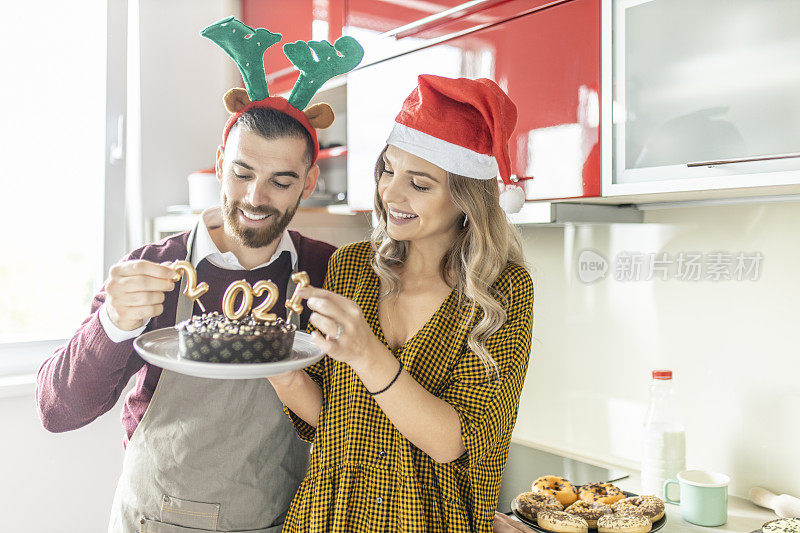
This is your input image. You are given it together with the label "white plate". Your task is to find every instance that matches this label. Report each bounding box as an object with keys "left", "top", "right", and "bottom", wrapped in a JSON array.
[{"left": 134, "top": 327, "right": 323, "bottom": 379}]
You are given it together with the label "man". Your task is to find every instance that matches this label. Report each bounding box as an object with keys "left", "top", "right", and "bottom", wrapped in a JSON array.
[{"left": 36, "top": 104, "right": 335, "bottom": 532}]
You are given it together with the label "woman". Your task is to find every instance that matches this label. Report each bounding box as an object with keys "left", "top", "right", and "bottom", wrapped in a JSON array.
[{"left": 270, "top": 75, "right": 534, "bottom": 532}]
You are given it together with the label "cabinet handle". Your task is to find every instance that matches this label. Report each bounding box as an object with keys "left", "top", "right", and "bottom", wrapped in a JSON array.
[
  {"left": 385, "top": 0, "right": 511, "bottom": 40},
  {"left": 687, "top": 153, "right": 800, "bottom": 167}
]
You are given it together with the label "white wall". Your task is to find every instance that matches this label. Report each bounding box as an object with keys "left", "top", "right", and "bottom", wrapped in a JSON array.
[
  {"left": 135, "top": 0, "right": 236, "bottom": 239},
  {"left": 0, "top": 383, "right": 126, "bottom": 532},
  {"left": 512, "top": 200, "right": 800, "bottom": 499}
]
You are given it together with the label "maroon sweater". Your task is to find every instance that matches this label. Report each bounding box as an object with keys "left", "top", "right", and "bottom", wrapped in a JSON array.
[{"left": 35, "top": 230, "right": 335, "bottom": 448}]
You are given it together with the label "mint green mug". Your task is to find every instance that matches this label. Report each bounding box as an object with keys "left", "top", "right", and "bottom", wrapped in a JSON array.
[{"left": 664, "top": 470, "right": 730, "bottom": 526}]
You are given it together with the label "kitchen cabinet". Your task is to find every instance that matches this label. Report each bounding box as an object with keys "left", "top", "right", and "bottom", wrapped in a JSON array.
[
  {"left": 346, "top": 0, "right": 602, "bottom": 210},
  {"left": 603, "top": 0, "right": 800, "bottom": 200}
]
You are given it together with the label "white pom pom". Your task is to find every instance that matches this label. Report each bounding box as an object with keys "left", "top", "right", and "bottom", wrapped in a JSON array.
[{"left": 499, "top": 184, "right": 526, "bottom": 214}]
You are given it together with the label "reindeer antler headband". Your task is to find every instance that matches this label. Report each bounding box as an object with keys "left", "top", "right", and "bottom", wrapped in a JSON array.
[{"left": 201, "top": 17, "right": 364, "bottom": 163}]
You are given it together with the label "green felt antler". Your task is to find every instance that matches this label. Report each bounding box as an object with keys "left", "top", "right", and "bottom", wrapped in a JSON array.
[
  {"left": 201, "top": 17, "right": 282, "bottom": 102},
  {"left": 284, "top": 37, "right": 364, "bottom": 110}
]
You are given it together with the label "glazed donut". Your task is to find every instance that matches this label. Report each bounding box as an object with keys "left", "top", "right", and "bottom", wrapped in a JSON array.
[
  {"left": 597, "top": 512, "right": 652, "bottom": 533},
  {"left": 514, "top": 491, "right": 564, "bottom": 521},
  {"left": 532, "top": 475, "right": 579, "bottom": 507},
  {"left": 578, "top": 482, "right": 625, "bottom": 505},
  {"left": 536, "top": 509, "right": 589, "bottom": 533},
  {"left": 612, "top": 496, "right": 665, "bottom": 522},
  {"left": 564, "top": 500, "right": 613, "bottom": 528}
]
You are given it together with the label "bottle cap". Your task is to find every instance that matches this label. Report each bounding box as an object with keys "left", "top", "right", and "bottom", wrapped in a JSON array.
[{"left": 652, "top": 369, "right": 673, "bottom": 380}]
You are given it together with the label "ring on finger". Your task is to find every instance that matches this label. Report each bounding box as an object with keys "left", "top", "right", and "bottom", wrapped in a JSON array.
[{"left": 329, "top": 323, "right": 343, "bottom": 341}]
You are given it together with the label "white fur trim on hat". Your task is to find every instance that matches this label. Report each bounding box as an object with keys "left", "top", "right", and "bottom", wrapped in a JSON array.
[
  {"left": 386, "top": 123, "right": 499, "bottom": 180},
  {"left": 499, "top": 184, "right": 526, "bottom": 214}
]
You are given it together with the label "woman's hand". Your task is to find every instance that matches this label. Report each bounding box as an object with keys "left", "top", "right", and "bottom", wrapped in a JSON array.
[
  {"left": 296, "top": 286, "right": 383, "bottom": 373},
  {"left": 295, "top": 288, "right": 465, "bottom": 463},
  {"left": 266, "top": 370, "right": 303, "bottom": 388}
]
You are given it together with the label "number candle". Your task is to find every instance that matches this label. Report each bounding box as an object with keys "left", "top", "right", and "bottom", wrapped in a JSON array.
[
  {"left": 285, "top": 271, "right": 310, "bottom": 323},
  {"left": 171, "top": 260, "right": 209, "bottom": 312},
  {"left": 222, "top": 280, "right": 253, "bottom": 320},
  {"left": 252, "top": 280, "right": 279, "bottom": 323}
]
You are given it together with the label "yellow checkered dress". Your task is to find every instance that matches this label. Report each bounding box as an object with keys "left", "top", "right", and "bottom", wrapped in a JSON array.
[{"left": 282, "top": 241, "right": 533, "bottom": 532}]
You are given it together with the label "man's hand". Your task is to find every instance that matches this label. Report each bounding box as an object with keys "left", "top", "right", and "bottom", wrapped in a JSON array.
[
  {"left": 105, "top": 260, "right": 176, "bottom": 331},
  {"left": 493, "top": 512, "right": 536, "bottom": 533}
]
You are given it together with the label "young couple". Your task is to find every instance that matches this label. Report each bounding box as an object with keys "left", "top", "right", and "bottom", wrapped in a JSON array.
[{"left": 38, "top": 73, "right": 533, "bottom": 533}]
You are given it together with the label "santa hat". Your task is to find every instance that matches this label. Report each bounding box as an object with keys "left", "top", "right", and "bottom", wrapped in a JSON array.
[{"left": 386, "top": 75, "right": 528, "bottom": 214}]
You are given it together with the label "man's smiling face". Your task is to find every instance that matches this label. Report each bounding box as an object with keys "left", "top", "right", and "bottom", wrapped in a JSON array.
[{"left": 216, "top": 125, "right": 318, "bottom": 248}]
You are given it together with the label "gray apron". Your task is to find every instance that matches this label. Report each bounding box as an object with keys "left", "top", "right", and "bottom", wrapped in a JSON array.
[{"left": 108, "top": 223, "right": 310, "bottom": 533}]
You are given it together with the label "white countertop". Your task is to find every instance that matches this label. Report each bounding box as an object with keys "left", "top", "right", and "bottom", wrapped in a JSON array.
[{"left": 614, "top": 474, "right": 776, "bottom": 533}]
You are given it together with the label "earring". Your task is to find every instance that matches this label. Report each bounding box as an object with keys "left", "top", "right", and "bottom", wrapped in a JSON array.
[{"left": 462, "top": 214, "right": 469, "bottom": 228}]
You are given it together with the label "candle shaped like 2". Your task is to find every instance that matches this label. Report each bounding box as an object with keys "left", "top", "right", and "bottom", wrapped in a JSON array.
[
  {"left": 222, "top": 280, "right": 253, "bottom": 320},
  {"left": 171, "top": 260, "right": 209, "bottom": 312},
  {"left": 252, "top": 280, "right": 279, "bottom": 323},
  {"left": 285, "top": 271, "right": 310, "bottom": 324}
]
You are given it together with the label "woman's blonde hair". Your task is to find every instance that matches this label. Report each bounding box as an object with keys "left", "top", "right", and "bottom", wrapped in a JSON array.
[{"left": 370, "top": 146, "right": 525, "bottom": 378}]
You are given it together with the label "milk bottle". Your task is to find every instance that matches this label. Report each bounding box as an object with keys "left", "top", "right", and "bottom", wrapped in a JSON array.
[{"left": 641, "top": 369, "right": 686, "bottom": 498}]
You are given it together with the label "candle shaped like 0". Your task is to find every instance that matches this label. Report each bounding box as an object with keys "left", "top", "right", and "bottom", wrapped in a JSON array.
[
  {"left": 171, "top": 260, "right": 209, "bottom": 312},
  {"left": 285, "top": 271, "right": 310, "bottom": 323},
  {"left": 222, "top": 280, "right": 253, "bottom": 320}
]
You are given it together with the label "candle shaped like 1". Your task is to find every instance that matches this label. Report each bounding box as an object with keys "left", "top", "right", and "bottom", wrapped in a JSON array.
[
  {"left": 171, "top": 260, "right": 209, "bottom": 312},
  {"left": 285, "top": 271, "right": 310, "bottom": 323}
]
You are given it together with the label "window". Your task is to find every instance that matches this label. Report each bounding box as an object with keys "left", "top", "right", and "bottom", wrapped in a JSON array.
[{"left": 0, "top": 0, "right": 112, "bottom": 373}]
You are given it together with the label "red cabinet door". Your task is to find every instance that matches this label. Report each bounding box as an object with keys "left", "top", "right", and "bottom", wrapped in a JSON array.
[{"left": 346, "top": 0, "right": 601, "bottom": 209}]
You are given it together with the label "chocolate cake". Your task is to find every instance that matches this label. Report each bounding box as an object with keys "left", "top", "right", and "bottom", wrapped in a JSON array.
[{"left": 177, "top": 311, "right": 296, "bottom": 363}]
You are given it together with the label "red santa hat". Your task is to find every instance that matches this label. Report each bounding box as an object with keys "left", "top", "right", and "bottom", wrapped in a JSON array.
[{"left": 386, "top": 74, "right": 528, "bottom": 214}]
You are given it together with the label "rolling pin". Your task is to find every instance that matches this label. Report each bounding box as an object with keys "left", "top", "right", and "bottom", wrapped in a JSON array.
[{"left": 750, "top": 487, "right": 800, "bottom": 518}]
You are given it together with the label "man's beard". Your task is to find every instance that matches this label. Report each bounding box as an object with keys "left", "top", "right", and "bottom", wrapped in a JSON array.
[{"left": 222, "top": 193, "right": 301, "bottom": 248}]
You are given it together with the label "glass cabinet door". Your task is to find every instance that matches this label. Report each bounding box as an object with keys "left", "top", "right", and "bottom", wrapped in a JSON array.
[{"left": 611, "top": 0, "right": 800, "bottom": 187}]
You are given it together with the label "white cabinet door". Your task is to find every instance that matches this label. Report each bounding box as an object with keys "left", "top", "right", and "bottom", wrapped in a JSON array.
[{"left": 604, "top": 0, "right": 800, "bottom": 196}]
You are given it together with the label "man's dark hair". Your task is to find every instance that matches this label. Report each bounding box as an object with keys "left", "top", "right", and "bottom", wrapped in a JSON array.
[{"left": 233, "top": 107, "right": 315, "bottom": 167}]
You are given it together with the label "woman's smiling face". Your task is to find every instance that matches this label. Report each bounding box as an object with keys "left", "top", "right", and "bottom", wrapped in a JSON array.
[{"left": 377, "top": 145, "right": 464, "bottom": 243}]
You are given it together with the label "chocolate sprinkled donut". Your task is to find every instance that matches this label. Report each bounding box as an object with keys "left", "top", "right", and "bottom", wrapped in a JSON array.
[
  {"left": 515, "top": 491, "right": 564, "bottom": 521},
  {"left": 533, "top": 475, "right": 579, "bottom": 507},
  {"left": 578, "top": 482, "right": 625, "bottom": 505},
  {"left": 612, "top": 496, "right": 665, "bottom": 522},
  {"left": 762, "top": 518, "right": 800, "bottom": 533},
  {"left": 565, "top": 500, "right": 613, "bottom": 528},
  {"left": 597, "top": 512, "right": 652, "bottom": 533},
  {"left": 537, "top": 509, "right": 589, "bottom": 533}
]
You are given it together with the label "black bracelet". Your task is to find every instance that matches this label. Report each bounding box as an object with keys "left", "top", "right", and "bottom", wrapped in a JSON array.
[{"left": 368, "top": 359, "right": 403, "bottom": 396}]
